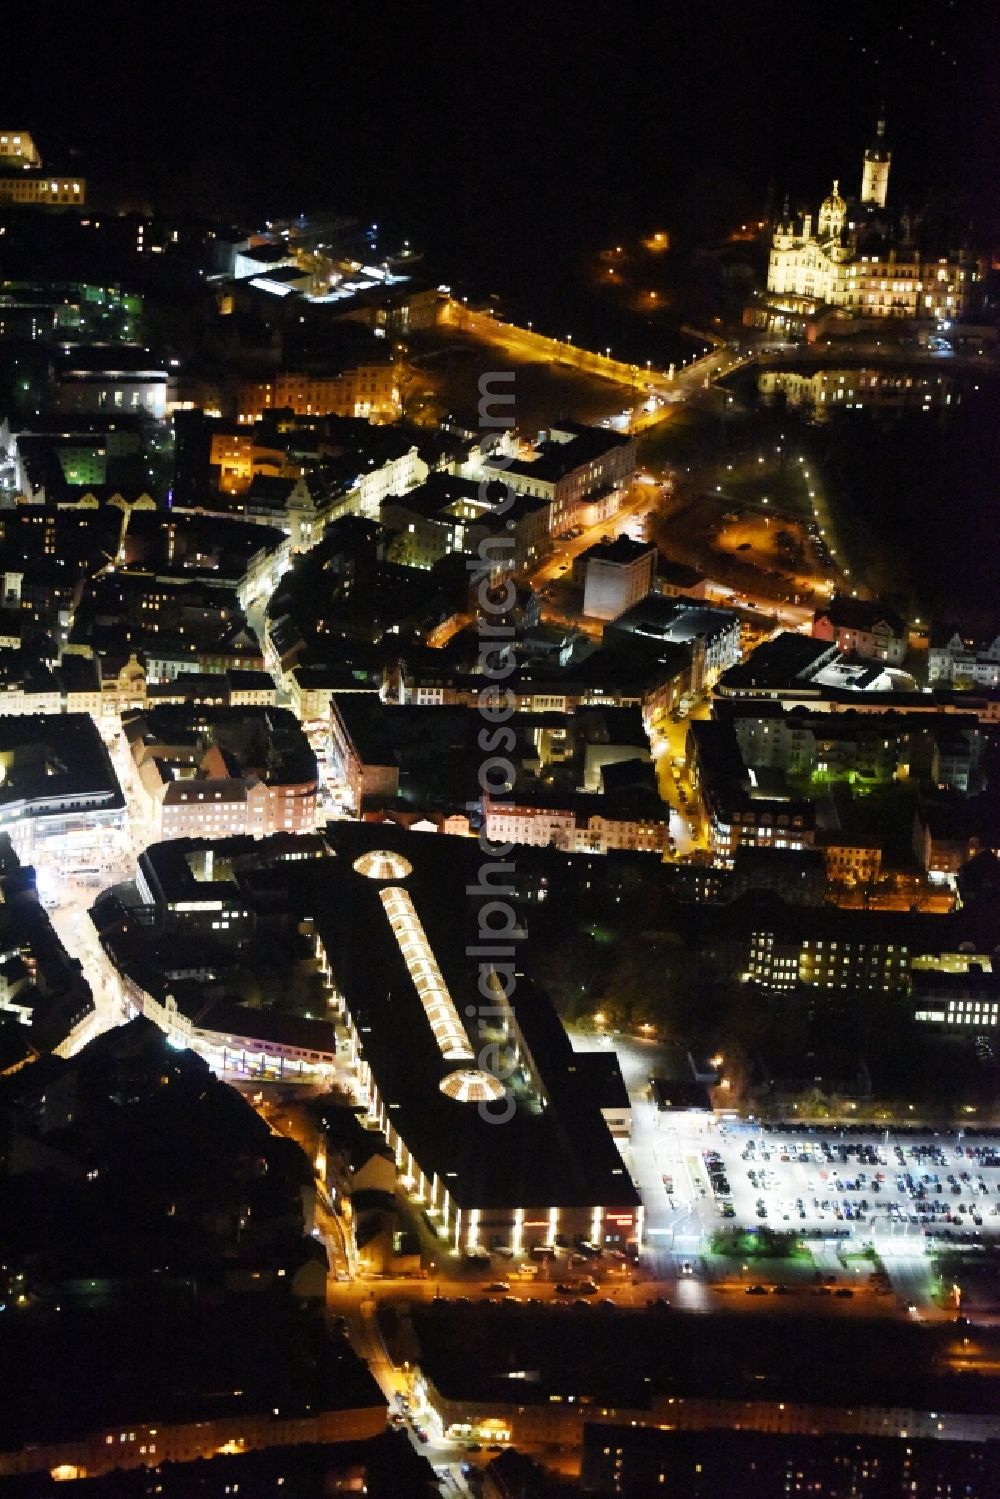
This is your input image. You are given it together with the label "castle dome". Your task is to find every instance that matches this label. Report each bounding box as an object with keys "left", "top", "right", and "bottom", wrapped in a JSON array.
[
  {"left": 817, "top": 179, "right": 847, "bottom": 238},
  {"left": 821, "top": 179, "right": 846, "bottom": 215}
]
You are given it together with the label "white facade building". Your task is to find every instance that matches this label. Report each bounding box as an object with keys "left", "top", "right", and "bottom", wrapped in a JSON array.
[
  {"left": 580, "top": 539, "right": 656, "bottom": 622},
  {"left": 343, "top": 446, "right": 427, "bottom": 522},
  {"left": 928, "top": 632, "right": 1000, "bottom": 688},
  {"left": 812, "top": 597, "right": 907, "bottom": 666}
]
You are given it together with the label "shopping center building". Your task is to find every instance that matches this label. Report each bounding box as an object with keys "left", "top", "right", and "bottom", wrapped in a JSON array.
[{"left": 99, "top": 824, "right": 641, "bottom": 1255}]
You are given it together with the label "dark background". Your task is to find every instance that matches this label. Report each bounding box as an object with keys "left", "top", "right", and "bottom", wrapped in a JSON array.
[
  {"left": 6, "top": 0, "right": 998, "bottom": 623},
  {"left": 8, "top": 0, "right": 999, "bottom": 268}
]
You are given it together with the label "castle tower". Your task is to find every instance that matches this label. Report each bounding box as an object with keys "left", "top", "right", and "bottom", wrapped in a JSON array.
[
  {"left": 817, "top": 180, "right": 846, "bottom": 239},
  {"left": 861, "top": 116, "right": 891, "bottom": 208}
]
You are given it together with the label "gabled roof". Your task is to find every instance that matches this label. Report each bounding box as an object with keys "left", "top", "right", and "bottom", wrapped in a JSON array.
[{"left": 815, "top": 595, "right": 905, "bottom": 636}]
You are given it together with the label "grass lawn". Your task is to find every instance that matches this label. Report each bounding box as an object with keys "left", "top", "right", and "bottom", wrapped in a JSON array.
[
  {"left": 637, "top": 405, "right": 720, "bottom": 468},
  {"left": 723, "top": 464, "right": 809, "bottom": 515},
  {"left": 710, "top": 1228, "right": 812, "bottom": 1262}
]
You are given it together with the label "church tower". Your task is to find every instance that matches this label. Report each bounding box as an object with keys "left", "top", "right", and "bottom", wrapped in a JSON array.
[{"left": 861, "top": 116, "right": 891, "bottom": 208}]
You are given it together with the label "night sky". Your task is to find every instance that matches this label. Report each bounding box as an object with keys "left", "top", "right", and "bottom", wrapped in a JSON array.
[{"left": 8, "top": 0, "right": 998, "bottom": 267}]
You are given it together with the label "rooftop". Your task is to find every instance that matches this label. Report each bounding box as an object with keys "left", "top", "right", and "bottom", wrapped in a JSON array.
[
  {"left": 492, "top": 421, "right": 633, "bottom": 486},
  {"left": 409, "top": 1302, "right": 1000, "bottom": 1416},
  {"left": 580, "top": 536, "right": 655, "bottom": 567},
  {"left": 610, "top": 594, "right": 738, "bottom": 645},
  {"left": 816, "top": 594, "right": 906, "bottom": 635},
  {"left": 122, "top": 826, "right": 641, "bottom": 1216},
  {"left": 719, "top": 631, "right": 838, "bottom": 693},
  {"left": 0, "top": 713, "right": 124, "bottom": 816}
]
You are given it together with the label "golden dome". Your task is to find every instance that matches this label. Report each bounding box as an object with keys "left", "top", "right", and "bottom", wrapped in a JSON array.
[{"left": 821, "top": 179, "right": 845, "bottom": 213}]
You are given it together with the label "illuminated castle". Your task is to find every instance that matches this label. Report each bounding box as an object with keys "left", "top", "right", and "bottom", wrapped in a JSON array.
[{"left": 764, "top": 118, "right": 975, "bottom": 325}]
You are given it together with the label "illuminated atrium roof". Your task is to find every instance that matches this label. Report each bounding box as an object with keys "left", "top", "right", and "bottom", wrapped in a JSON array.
[{"left": 378, "top": 885, "right": 474, "bottom": 1061}]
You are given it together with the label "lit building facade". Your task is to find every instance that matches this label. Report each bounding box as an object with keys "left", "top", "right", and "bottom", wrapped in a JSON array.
[
  {"left": 483, "top": 799, "right": 671, "bottom": 856},
  {"left": 412, "top": 1373, "right": 1000, "bottom": 1455},
  {"left": 758, "top": 366, "right": 966, "bottom": 420},
  {"left": 912, "top": 954, "right": 999, "bottom": 1031},
  {"left": 0, "top": 132, "right": 42, "bottom": 169},
  {"left": 0, "top": 174, "right": 84, "bottom": 207},
  {"left": 237, "top": 366, "right": 399, "bottom": 423},
  {"left": 0, "top": 1403, "right": 384, "bottom": 1483},
  {"left": 747, "top": 928, "right": 910, "bottom": 993},
  {"left": 210, "top": 426, "right": 287, "bottom": 494},
  {"left": 488, "top": 421, "right": 637, "bottom": 533},
  {"left": 125, "top": 707, "right": 318, "bottom": 841},
  {"left": 0, "top": 131, "right": 84, "bottom": 207},
  {"left": 56, "top": 364, "right": 170, "bottom": 419}
]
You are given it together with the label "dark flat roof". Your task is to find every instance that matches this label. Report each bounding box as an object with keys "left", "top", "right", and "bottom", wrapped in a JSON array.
[
  {"left": 315, "top": 823, "right": 641, "bottom": 1211},
  {"left": 580, "top": 537, "right": 654, "bottom": 566},
  {"left": 411, "top": 1302, "right": 1000, "bottom": 1415},
  {"left": 720, "top": 631, "right": 836, "bottom": 689},
  {"left": 610, "top": 594, "right": 738, "bottom": 645}
]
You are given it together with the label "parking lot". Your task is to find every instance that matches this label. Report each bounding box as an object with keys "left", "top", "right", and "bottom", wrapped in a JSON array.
[{"left": 660, "top": 1118, "right": 1000, "bottom": 1249}]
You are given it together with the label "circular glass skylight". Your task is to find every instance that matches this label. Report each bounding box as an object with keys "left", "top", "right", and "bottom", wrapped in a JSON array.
[
  {"left": 439, "top": 1069, "right": 507, "bottom": 1104},
  {"left": 352, "top": 849, "right": 413, "bottom": 881}
]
